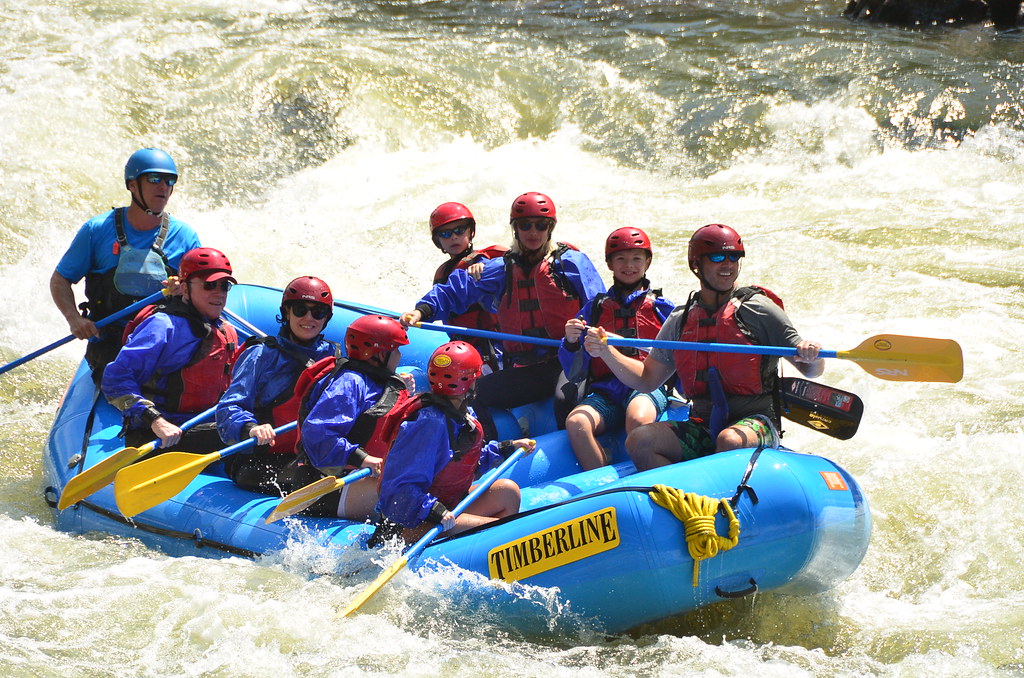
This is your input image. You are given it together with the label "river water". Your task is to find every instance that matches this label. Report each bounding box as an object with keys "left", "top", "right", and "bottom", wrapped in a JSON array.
[{"left": 1, "top": 1, "right": 1023, "bottom": 675}]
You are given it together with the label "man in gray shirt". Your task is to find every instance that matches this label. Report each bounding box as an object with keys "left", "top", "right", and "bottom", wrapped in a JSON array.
[{"left": 583, "top": 224, "right": 824, "bottom": 471}]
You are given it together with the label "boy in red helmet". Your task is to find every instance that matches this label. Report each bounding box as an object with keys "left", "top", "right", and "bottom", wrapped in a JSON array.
[
  {"left": 426, "top": 201, "right": 508, "bottom": 371},
  {"left": 102, "top": 247, "right": 238, "bottom": 453},
  {"left": 282, "top": 314, "right": 412, "bottom": 520},
  {"left": 559, "top": 227, "right": 675, "bottom": 470},
  {"left": 375, "top": 341, "right": 534, "bottom": 542},
  {"left": 584, "top": 224, "right": 825, "bottom": 470},
  {"left": 216, "top": 276, "right": 337, "bottom": 493}
]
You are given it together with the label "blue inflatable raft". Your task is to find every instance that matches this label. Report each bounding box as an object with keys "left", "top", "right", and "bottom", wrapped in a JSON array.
[{"left": 42, "top": 284, "right": 871, "bottom": 634}]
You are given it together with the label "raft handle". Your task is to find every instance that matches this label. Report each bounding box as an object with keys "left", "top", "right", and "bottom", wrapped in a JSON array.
[
  {"left": 43, "top": 486, "right": 59, "bottom": 509},
  {"left": 715, "top": 578, "right": 757, "bottom": 599},
  {"left": 193, "top": 528, "right": 205, "bottom": 548}
]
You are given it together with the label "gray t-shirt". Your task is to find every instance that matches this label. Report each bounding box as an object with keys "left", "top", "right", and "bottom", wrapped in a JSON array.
[{"left": 651, "top": 290, "right": 803, "bottom": 421}]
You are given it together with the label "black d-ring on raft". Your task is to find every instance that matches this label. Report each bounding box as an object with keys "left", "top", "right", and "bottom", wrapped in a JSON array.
[{"left": 715, "top": 578, "right": 758, "bottom": 599}]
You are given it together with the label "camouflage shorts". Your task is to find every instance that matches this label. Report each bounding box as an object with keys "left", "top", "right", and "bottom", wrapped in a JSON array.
[{"left": 665, "top": 415, "right": 776, "bottom": 462}]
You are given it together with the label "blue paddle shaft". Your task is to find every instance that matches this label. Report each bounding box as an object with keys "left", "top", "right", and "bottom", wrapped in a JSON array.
[
  {"left": 217, "top": 421, "right": 298, "bottom": 461},
  {"left": 404, "top": 448, "right": 527, "bottom": 566},
  {"left": 1, "top": 289, "right": 169, "bottom": 376},
  {"left": 605, "top": 336, "right": 838, "bottom": 359}
]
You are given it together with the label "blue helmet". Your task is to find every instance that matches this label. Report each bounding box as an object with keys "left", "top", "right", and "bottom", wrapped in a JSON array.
[{"left": 124, "top": 148, "right": 178, "bottom": 187}]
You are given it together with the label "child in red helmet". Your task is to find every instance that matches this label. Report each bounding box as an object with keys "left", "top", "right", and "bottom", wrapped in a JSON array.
[
  {"left": 216, "top": 276, "right": 337, "bottom": 493},
  {"left": 426, "top": 202, "right": 508, "bottom": 371},
  {"left": 584, "top": 224, "right": 825, "bottom": 470},
  {"left": 559, "top": 227, "right": 676, "bottom": 470},
  {"left": 281, "top": 314, "right": 412, "bottom": 520},
  {"left": 102, "top": 247, "right": 238, "bottom": 453},
  {"left": 374, "top": 341, "right": 534, "bottom": 543}
]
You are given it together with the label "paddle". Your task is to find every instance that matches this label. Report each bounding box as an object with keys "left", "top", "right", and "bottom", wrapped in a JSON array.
[
  {"left": 339, "top": 447, "right": 528, "bottom": 618},
  {"left": 408, "top": 320, "right": 561, "bottom": 347},
  {"left": 112, "top": 421, "right": 297, "bottom": 518},
  {"left": 780, "top": 377, "right": 863, "bottom": 440},
  {"left": 1, "top": 289, "right": 169, "bottom": 377},
  {"left": 602, "top": 333, "right": 963, "bottom": 384},
  {"left": 264, "top": 467, "right": 373, "bottom": 524},
  {"left": 56, "top": 405, "right": 217, "bottom": 510}
]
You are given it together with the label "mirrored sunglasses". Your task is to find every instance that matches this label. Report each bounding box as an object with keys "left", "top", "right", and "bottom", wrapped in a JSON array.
[
  {"left": 290, "top": 303, "right": 330, "bottom": 320},
  {"left": 436, "top": 225, "right": 468, "bottom": 239},
  {"left": 706, "top": 252, "right": 742, "bottom": 263},
  {"left": 143, "top": 174, "right": 177, "bottom": 187}
]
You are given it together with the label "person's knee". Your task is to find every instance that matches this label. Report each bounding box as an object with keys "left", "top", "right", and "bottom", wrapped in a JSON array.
[
  {"left": 716, "top": 426, "right": 748, "bottom": 452},
  {"left": 626, "top": 423, "right": 666, "bottom": 468},
  {"left": 566, "top": 407, "right": 598, "bottom": 436}
]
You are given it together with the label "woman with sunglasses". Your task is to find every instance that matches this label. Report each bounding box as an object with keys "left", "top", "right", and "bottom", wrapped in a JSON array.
[
  {"left": 403, "top": 192, "right": 605, "bottom": 439},
  {"left": 215, "top": 277, "right": 337, "bottom": 493},
  {"left": 50, "top": 148, "right": 201, "bottom": 383},
  {"left": 427, "top": 202, "right": 508, "bottom": 371},
  {"left": 102, "top": 248, "right": 238, "bottom": 454},
  {"left": 583, "top": 224, "right": 825, "bottom": 470}
]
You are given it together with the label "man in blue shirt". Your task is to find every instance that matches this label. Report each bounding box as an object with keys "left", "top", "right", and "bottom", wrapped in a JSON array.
[{"left": 50, "top": 148, "right": 201, "bottom": 380}]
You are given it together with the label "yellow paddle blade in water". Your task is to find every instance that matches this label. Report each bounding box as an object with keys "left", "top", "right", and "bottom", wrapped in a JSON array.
[
  {"left": 339, "top": 554, "right": 413, "bottom": 618},
  {"left": 113, "top": 451, "right": 220, "bottom": 518},
  {"left": 57, "top": 442, "right": 155, "bottom": 510},
  {"left": 840, "top": 334, "right": 963, "bottom": 383}
]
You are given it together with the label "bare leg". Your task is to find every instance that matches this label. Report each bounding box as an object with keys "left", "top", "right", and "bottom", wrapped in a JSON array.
[
  {"left": 339, "top": 476, "right": 380, "bottom": 522},
  {"left": 716, "top": 424, "right": 759, "bottom": 452},
  {"left": 626, "top": 422, "right": 683, "bottom": 471},
  {"left": 565, "top": 404, "right": 608, "bottom": 471},
  {"left": 624, "top": 394, "right": 659, "bottom": 434}
]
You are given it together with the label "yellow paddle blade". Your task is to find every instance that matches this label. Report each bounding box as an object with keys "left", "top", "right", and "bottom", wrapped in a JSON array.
[
  {"left": 840, "top": 334, "right": 963, "bottom": 383},
  {"left": 339, "top": 555, "right": 410, "bottom": 618},
  {"left": 57, "top": 442, "right": 156, "bottom": 510},
  {"left": 265, "top": 476, "right": 343, "bottom": 524},
  {"left": 113, "top": 451, "right": 219, "bottom": 518}
]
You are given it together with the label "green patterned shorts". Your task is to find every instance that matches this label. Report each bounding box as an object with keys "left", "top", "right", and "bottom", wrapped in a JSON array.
[{"left": 664, "top": 415, "right": 775, "bottom": 462}]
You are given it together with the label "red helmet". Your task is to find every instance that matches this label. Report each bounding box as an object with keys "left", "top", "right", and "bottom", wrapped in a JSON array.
[
  {"left": 605, "top": 227, "right": 652, "bottom": 260},
  {"left": 427, "top": 341, "right": 483, "bottom": 396},
  {"left": 344, "top": 315, "right": 409, "bottom": 361},
  {"left": 510, "top": 192, "right": 556, "bottom": 224},
  {"left": 283, "top": 276, "right": 333, "bottom": 307},
  {"left": 178, "top": 247, "right": 236, "bottom": 283},
  {"left": 687, "top": 224, "right": 744, "bottom": 272},
  {"left": 429, "top": 202, "right": 475, "bottom": 233}
]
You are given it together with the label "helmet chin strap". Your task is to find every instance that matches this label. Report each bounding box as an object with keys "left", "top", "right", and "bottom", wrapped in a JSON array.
[{"left": 130, "top": 185, "right": 163, "bottom": 217}]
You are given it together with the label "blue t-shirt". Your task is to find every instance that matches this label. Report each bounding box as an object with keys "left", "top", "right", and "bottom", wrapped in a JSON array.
[{"left": 55, "top": 208, "right": 201, "bottom": 282}]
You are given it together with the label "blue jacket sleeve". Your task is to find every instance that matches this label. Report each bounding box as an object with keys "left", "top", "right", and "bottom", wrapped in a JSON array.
[
  {"left": 475, "top": 439, "right": 506, "bottom": 476},
  {"left": 417, "top": 257, "right": 506, "bottom": 320},
  {"left": 101, "top": 313, "right": 199, "bottom": 425},
  {"left": 558, "top": 297, "right": 596, "bottom": 381},
  {"left": 300, "top": 372, "right": 379, "bottom": 472},
  {"left": 377, "top": 411, "right": 453, "bottom": 528},
  {"left": 216, "top": 343, "right": 265, "bottom": 445}
]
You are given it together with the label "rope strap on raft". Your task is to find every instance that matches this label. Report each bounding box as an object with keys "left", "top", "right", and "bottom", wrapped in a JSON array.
[{"left": 649, "top": 484, "right": 741, "bottom": 587}]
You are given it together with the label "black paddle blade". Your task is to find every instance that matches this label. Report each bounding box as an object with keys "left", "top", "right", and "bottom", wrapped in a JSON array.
[{"left": 780, "top": 377, "right": 863, "bottom": 441}]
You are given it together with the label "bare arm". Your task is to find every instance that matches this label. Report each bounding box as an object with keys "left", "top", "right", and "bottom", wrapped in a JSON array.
[
  {"left": 49, "top": 270, "right": 98, "bottom": 339},
  {"left": 583, "top": 326, "right": 676, "bottom": 393}
]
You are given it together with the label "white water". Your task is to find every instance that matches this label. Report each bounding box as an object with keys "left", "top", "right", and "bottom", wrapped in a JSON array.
[{"left": 2, "top": 0, "right": 1023, "bottom": 675}]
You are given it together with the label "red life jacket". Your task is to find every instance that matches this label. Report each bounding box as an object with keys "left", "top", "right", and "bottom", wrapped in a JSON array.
[
  {"left": 674, "top": 286, "right": 784, "bottom": 398},
  {"left": 376, "top": 393, "right": 485, "bottom": 509},
  {"left": 231, "top": 336, "right": 318, "bottom": 454},
  {"left": 123, "top": 298, "right": 238, "bottom": 414},
  {"left": 434, "top": 246, "right": 508, "bottom": 364},
  {"left": 586, "top": 287, "right": 663, "bottom": 380},
  {"left": 293, "top": 354, "right": 411, "bottom": 464},
  {"left": 497, "top": 243, "right": 583, "bottom": 364}
]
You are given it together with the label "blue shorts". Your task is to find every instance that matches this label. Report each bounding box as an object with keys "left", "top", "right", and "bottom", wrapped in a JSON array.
[{"left": 577, "top": 387, "right": 670, "bottom": 432}]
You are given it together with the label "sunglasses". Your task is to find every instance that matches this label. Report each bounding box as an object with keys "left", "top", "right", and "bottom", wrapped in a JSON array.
[
  {"left": 516, "top": 220, "right": 551, "bottom": 232},
  {"left": 143, "top": 174, "right": 177, "bottom": 187},
  {"left": 706, "top": 253, "right": 742, "bottom": 263},
  {"left": 436, "top": 225, "right": 468, "bottom": 240},
  {"left": 196, "top": 279, "right": 233, "bottom": 292},
  {"left": 290, "top": 303, "right": 330, "bottom": 320}
]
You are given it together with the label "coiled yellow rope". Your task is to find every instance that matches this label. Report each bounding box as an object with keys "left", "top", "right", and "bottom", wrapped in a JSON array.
[{"left": 649, "top": 484, "right": 741, "bottom": 587}]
